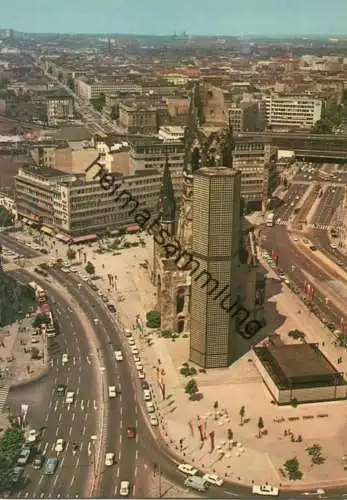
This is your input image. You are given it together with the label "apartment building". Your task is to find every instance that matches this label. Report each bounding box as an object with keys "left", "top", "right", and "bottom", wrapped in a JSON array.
[
  {"left": 46, "top": 94, "right": 74, "bottom": 121},
  {"left": 264, "top": 94, "right": 322, "bottom": 130},
  {"left": 76, "top": 78, "right": 143, "bottom": 101},
  {"left": 158, "top": 126, "right": 185, "bottom": 141},
  {"left": 15, "top": 164, "right": 162, "bottom": 236},
  {"left": 228, "top": 102, "right": 265, "bottom": 133},
  {"left": 233, "top": 136, "right": 277, "bottom": 212},
  {"left": 128, "top": 137, "right": 185, "bottom": 199},
  {"left": 118, "top": 102, "right": 159, "bottom": 134}
]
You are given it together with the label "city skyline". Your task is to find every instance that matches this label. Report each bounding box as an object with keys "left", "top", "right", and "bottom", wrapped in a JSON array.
[{"left": 1, "top": 0, "right": 347, "bottom": 37}]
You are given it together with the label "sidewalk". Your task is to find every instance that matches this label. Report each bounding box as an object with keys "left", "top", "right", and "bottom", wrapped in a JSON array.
[{"left": 75, "top": 233, "right": 347, "bottom": 488}]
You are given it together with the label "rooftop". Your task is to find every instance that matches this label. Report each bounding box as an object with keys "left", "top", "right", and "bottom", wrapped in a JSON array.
[
  {"left": 20, "top": 165, "right": 71, "bottom": 179},
  {"left": 196, "top": 167, "right": 240, "bottom": 177}
]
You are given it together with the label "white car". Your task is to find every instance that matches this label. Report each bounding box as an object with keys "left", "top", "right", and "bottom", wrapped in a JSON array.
[
  {"left": 330, "top": 243, "right": 337, "bottom": 249},
  {"left": 124, "top": 329, "right": 132, "bottom": 337},
  {"left": 119, "top": 481, "right": 130, "bottom": 497},
  {"left": 143, "top": 389, "right": 151, "bottom": 401},
  {"left": 131, "top": 346, "right": 139, "bottom": 355},
  {"left": 146, "top": 401, "right": 155, "bottom": 413},
  {"left": 177, "top": 463, "right": 198, "bottom": 476},
  {"left": 55, "top": 438, "right": 65, "bottom": 453},
  {"left": 114, "top": 351, "right": 123, "bottom": 361},
  {"left": 252, "top": 485, "right": 279, "bottom": 496},
  {"left": 202, "top": 473, "right": 224, "bottom": 486},
  {"left": 62, "top": 354, "right": 68, "bottom": 364},
  {"left": 105, "top": 452, "right": 115, "bottom": 466},
  {"left": 27, "top": 429, "right": 38, "bottom": 443},
  {"left": 108, "top": 386, "right": 116, "bottom": 398},
  {"left": 150, "top": 415, "right": 158, "bottom": 426},
  {"left": 138, "top": 371, "right": 145, "bottom": 379},
  {"left": 133, "top": 355, "right": 141, "bottom": 363},
  {"left": 135, "top": 362, "right": 143, "bottom": 371},
  {"left": 65, "top": 391, "right": 75, "bottom": 404},
  {"left": 128, "top": 337, "right": 135, "bottom": 346}
]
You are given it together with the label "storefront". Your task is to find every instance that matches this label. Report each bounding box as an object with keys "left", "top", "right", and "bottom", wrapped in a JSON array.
[{"left": 71, "top": 233, "right": 98, "bottom": 244}]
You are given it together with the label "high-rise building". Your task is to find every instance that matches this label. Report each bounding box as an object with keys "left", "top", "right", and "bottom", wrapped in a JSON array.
[{"left": 189, "top": 167, "right": 241, "bottom": 368}]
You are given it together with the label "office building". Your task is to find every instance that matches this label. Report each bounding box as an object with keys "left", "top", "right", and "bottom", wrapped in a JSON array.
[
  {"left": 264, "top": 94, "right": 322, "bottom": 130},
  {"left": 190, "top": 167, "right": 241, "bottom": 368}
]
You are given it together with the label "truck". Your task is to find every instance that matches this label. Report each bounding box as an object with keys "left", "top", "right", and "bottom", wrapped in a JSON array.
[
  {"left": 28, "top": 281, "right": 47, "bottom": 303},
  {"left": 266, "top": 212, "right": 275, "bottom": 227}
]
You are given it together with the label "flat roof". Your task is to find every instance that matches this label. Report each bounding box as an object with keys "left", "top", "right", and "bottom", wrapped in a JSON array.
[
  {"left": 20, "top": 165, "right": 70, "bottom": 179},
  {"left": 196, "top": 167, "right": 240, "bottom": 177},
  {"left": 267, "top": 343, "right": 337, "bottom": 379}
]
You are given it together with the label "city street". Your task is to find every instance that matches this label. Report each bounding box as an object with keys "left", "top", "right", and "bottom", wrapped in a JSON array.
[
  {"left": 275, "top": 183, "right": 309, "bottom": 224},
  {"left": 7, "top": 269, "right": 99, "bottom": 498},
  {"left": 310, "top": 186, "right": 344, "bottom": 229}
]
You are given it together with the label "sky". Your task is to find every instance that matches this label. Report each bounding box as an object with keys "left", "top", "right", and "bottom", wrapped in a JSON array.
[{"left": 1, "top": 0, "right": 347, "bottom": 36}]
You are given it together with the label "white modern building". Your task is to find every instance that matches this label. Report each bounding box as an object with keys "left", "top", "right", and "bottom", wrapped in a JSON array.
[
  {"left": 158, "top": 126, "right": 185, "bottom": 142},
  {"left": 76, "top": 79, "right": 143, "bottom": 101},
  {"left": 264, "top": 94, "right": 322, "bottom": 130}
]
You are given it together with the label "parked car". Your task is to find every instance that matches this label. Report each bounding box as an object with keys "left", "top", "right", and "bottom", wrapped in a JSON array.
[
  {"left": 119, "top": 481, "right": 130, "bottom": 497},
  {"left": 177, "top": 463, "right": 198, "bottom": 476}
]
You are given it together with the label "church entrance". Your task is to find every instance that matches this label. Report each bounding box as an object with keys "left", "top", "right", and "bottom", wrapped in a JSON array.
[{"left": 177, "top": 318, "right": 185, "bottom": 333}]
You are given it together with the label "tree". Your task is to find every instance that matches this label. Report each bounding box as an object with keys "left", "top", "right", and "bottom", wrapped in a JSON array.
[
  {"left": 110, "top": 106, "right": 119, "bottom": 120},
  {"left": 85, "top": 261, "right": 95, "bottom": 275},
  {"left": 239, "top": 405, "right": 245, "bottom": 424},
  {"left": 257, "top": 416, "right": 264, "bottom": 437},
  {"left": 146, "top": 310, "right": 161, "bottom": 329},
  {"left": 66, "top": 247, "right": 76, "bottom": 261},
  {"left": 185, "top": 379, "right": 198, "bottom": 399},
  {"left": 288, "top": 329, "right": 305, "bottom": 340},
  {"left": 0, "top": 428, "right": 25, "bottom": 491},
  {"left": 32, "top": 314, "right": 50, "bottom": 328},
  {"left": 31, "top": 347, "right": 40, "bottom": 359},
  {"left": 67, "top": 76, "right": 75, "bottom": 91},
  {"left": 213, "top": 401, "right": 219, "bottom": 420},
  {"left": 284, "top": 457, "right": 303, "bottom": 480},
  {"left": 227, "top": 428, "right": 233, "bottom": 450},
  {"left": 306, "top": 444, "right": 325, "bottom": 465},
  {"left": 0, "top": 207, "right": 13, "bottom": 227}
]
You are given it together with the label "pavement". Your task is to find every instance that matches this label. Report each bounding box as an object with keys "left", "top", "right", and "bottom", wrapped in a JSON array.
[{"left": 58, "top": 232, "right": 347, "bottom": 489}]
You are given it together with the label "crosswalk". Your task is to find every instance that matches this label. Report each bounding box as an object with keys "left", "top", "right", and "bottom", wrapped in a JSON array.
[
  {"left": 308, "top": 223, "right": 331, "bottom": 230},
  {"left": 276, "top": 220, "right": 289, "bottom": 226},
  {"left": 0, "top": 383, "right": 9, "bottom": 413}
]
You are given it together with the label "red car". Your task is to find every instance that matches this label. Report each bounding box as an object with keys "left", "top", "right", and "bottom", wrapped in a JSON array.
[{"left": 127, "top": 426, "right": 136, "bottom": 439}]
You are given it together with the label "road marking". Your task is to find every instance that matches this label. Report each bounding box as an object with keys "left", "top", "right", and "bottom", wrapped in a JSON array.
[
  {"left": 70, "top": 475, "right": 75, "bottom": 488},
  {"left": 72, "top": 412, "right": 75, "bottom": 422},
  {"left": 119, "top": 434, "right": 122, "bottom": 444},
  {"left": 73, "top": 357, "right": 76, "bottom": 366},
  {"left": 85, "top": 412, "right": 88, "bottom": 421},
  {"left": 54, "top": 401, "right": 58, "bottom": 412},
  {"left": 40, "top": 493, "right": 44, "bottom": 498},
  {"left": 81, "top": 400, "right": 84, "bottom": 411},
  {"left": 93, "top": 400, "right": 97, "bottom": 410},
  {"left": 58, "top": 413, "right": 62, "bottom": 422},
  {"left": 87, "top": 400, "right": 90, "bottom": 408},
  {"left": 136, "top": 449, "right": 139, "bottom": 460},
  {"left": 69, "top": 426, "right": 72, "bottom": 437},
  {"left": 55, "top": 427, "right": 59, "bottom": 437},
  {"left": 78, "top": 375, "right": 81, "bottom": 385},
  {"left": 66, "top": 376, "right": 69, "bottom": 384},
  {"left": 223, "top": 491, "right": 239, "bottom": 496},
  {"left": 25, "top": 492, "right": 29, "bottom": 498},
  {"left": 120, "top": 406, "right": 123, "bottom": 417},
  {"left": 49, "top": 400, "right": 53, "bottom": 408},
  {"left": 82, "top": 424, "right": 86, "bottom": 434},
  {"left": 86, "top": 355, "right": 91, "bottom": 365},
  {"left": 43, "top": 442, "right": 48, "bottom": 455},
  {"left": 38, "top": 475, "right": 44, "bottom": 486}
]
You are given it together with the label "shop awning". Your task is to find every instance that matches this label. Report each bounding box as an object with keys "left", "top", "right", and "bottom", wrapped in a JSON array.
[
  {"left": 40, "top": 226, "right": 54, "bottom": 236},
  {"left": 126, "top": 224, "right": 140, "bottom": 234},
  {"left": 39, "top": 303, "right": 50, "bottom": 314},
  {"left": 71, "top": 233, "right": 98, "bottom": 244},
  {"left": 55, "top": 232, "right": 72, "bottom": 243}
]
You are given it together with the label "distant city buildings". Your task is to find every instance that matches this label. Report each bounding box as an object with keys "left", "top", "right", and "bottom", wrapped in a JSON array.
[{"left": 263, "top": 94, "right": 322, "bottom": 130}]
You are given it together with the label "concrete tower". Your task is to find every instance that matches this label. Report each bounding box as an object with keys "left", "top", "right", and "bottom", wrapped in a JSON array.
[{"left": 189, "top": 167, "right": 242, "bottom": 368}]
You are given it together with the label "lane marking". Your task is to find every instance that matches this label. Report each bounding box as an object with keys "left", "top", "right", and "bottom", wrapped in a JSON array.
[
  {"left": 81, "top": 400, "right": 84, "bottom": 411},
  {"left": 72, "top": 412, "right": 75, "bottom": 422},
  {"left": 43, "top": 442, "right": 48, "bottom": 455}
]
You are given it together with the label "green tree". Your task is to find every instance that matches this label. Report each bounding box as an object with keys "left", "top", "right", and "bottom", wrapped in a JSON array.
[
  {"left": 32, "top": 314, "right": 50, "bottom": 328},
  {"left": 146, "top": 310, "right": 161, "bottom": 329},
  {"left": 66, "top": 247, "right": 76, "bottom": 261},
  {"left": 185, "top": 379, "right": 198, "bottom": 399},
  {"left": 257, "top": 416, "right": 264, "bottom": 437},
  {"left": 85, "top": 261, "right": 95, "bottom": 275},
  {"left": 67, "top": 76, "right": 75, "bottom": 91},
  {"left": 227, "top": 428, "right": 233, "bottom": 450},
  {"left": 110, "top": 106, "right": 119, "bottom": 120},
  {"left": 0, "top": 207, "right": 13, "bottom": 227},
  {"left": 306, "top": 444, "right": 325, "bottom": 465},
  {"left": 239, "top": 405, "right": 245, "bottom": 424},
  {"left": 0, "top": 428, "right": 25, "bottom": 491},
  {"left": 31, "top": 347, "right": 40, "bottom": 359},
  {"left": 284, "top": 457, "right": 303, "bottom": 480},
  {"left": 288, "top": 329, "right": 305, "bottom": 340}
]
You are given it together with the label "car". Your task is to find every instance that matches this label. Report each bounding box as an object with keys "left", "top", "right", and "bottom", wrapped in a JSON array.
[
  {"left": 133, "top": 355, "right": 141, "bottom": 363},
  {"left": 90, "top": 283, "right": 98, "bottom": 291},
  {"left": 27, "top": 429, "right": 38, "bottom": 443},
  {"left": 17, "top": 447, "right": 31, "bottom": 465},
  {"left": 119, "top": 481, "right": 130, "bottom": 497},
  {"left": 127, "top": 426, "right": 136, "bottom": 438},
  {"left": 131, "top": 346, "right": 139, "bottom": 355},
  {"left": 55, "top": 439, "right": 65, "bottom": 453},
  {"left": 138, "top": 371, "right": 145, "bottom": 379},
  {"left": 56, "top": 384, "right": 66, "bottom": 396},
  {"left": 330, "top": 243, "right": 337, "bottom": 249},
  {"left": 62, "top": 353, "right": 68, "bottom": 364},
  {"left": 143, "top": 389, "right": 151, "bottom": 401},
  {"left": 177, "top": 463, "right": 198, "bottom": 476},
  {"left": 108, "top": 386, "right": 116, "bottom": 398},
  {"left": 66, "top": 391, "right": 75, "bottom": 404},
  {"left": 102, "top": 295, "right": 109, "bottom": 302},
  {"left": 128, "top": 337, "right": 135, "bottom": 346},
  {"left": 114, "top": 350, "right": 123, "bottom": 361},
  {"left": 135, "top": 362, "right": 143, "bottom": 371},
  {"left": 31, "top": 336, "right": 40, "bottom": 343},
  {"left": 252, "top": 485, "right": 279, "bottom": 496},
  {"left": 141, "top": 380, "right": 149, "bottom": 390},
  {"left": 107, "top": 304, "right": 116, "bottom": 313},
  {"left": 33, "top": 455, "right": 44, "bottom": 469},
  {"left": 146, "top": 401, "right": 155, "bottom": 413},
  {"left": 124, "top": 329, "right": 133, "bottom": 337},
  {"left": 105, "top": 452, "right": 115, "bottom": 466},
  {"left": 150, "top": 415, "right": 159, "bottom": 426},
  {"left": 12, "top": 466, "right": 24, "bottom": 483},
  {"left": 202, "top": 473, "right": 224, "bottom": 486}
]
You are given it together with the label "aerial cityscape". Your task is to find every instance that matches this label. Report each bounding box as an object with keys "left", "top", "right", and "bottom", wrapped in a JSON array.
[{"left": 1, "top": 3, "right": 347, "bottom": 499}]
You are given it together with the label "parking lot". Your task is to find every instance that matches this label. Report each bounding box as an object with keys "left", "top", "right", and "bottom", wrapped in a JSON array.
[
  {"left": 275, "top": 183, "right": 309, "bottom": 224},
  {"left": 310, "top": 186, "right": 344, "bottom": 229}
]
